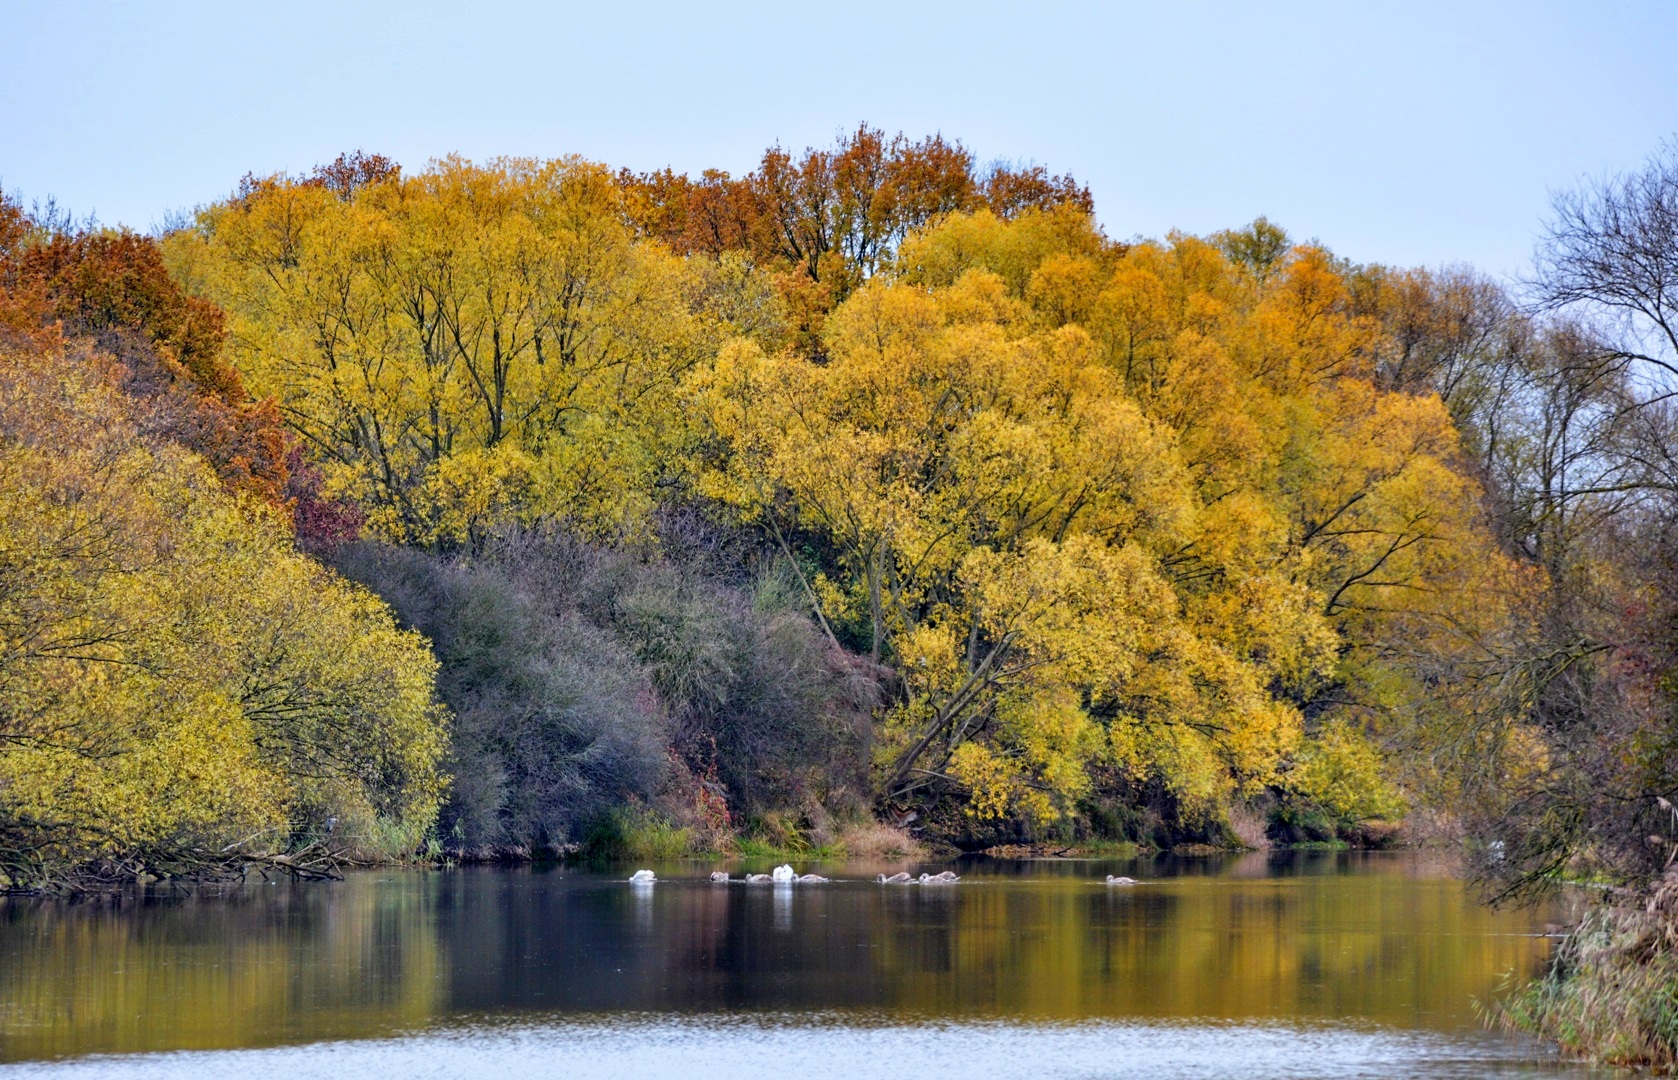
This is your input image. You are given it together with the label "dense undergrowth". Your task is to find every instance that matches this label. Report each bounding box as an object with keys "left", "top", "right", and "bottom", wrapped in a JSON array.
[{"left": 331, "top": 519, "right": 878, "bottom": 860}]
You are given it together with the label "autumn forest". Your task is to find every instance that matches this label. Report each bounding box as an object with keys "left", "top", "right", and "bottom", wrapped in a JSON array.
[{"left": 5, "top": 125, "right": 1678, "bottom": 1061}]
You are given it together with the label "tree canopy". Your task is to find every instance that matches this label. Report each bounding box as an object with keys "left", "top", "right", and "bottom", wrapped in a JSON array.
[{"left": 163, "top": 145, "right": 1522, "bottom": 842}]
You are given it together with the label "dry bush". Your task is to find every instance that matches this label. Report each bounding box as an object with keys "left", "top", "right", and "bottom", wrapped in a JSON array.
[
  {"left": 838, "top": 820, "right": 925, "bottom": 861},
  {"left": 332, "top": 542, "right": 669, "bottom": 853},
  {"left": 1226, "top": 800, "right": 1272, "bottom": 851},
  {"left": 1499, "top": 885, "right": 1678, "bottom": 1070}
]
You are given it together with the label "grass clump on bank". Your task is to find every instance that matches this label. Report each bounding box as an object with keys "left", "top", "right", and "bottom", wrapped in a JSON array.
[
  {"left": 571, "top": 809, "right": 926, "bottom": 864},
  {"left": 579, "top": 807, "right": 695, "bottom": 861},
  {"left": 1497, "top": 885, "right": 1678, "bottom": 1071},
  {"left": 723, "top": 814, "right": 924, "bottom": 861}
]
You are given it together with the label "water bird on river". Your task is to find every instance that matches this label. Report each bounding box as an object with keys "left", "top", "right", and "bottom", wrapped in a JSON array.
[
  {"left": 1106, "top": 875, "right": 1137, "bottom": 886},
  {"left": 628, "top": 869, "right": 656, "bottom": 884},
  {"left": 918, "top": 871, "right": 960, "bottom": 884},
  {"left": 709, "top": 871, "right": 730, "bottom": 883},
  {"left": 797, "top": 873, "right": 830, "bottom": 883},
  {"left": 771, "top": 864, "right": 796, "bottom": 884},
  {"left": 877, "top": 872, "right": 913, "bottom": 883},
  {"left": 745, "top": 872, "right": 772, "bottom": 883}
]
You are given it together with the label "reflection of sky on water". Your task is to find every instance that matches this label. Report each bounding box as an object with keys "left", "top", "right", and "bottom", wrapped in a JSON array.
[{"left": 0, "top": 1016, "right": 1594, "bottom": 1079}]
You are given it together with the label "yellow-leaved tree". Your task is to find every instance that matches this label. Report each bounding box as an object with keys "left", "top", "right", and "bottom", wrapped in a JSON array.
[
  {"left": 0, "top": 338, "right": 447, "bottom": 887},
  {"left": 685, "top": 207, "right": 1514, "bottom": 832},
  {"left": 165, "top": 155, "right": 778, "bottom": 547},
  {"left": 158, "top": 146, "right": 1522, "bottom": 842}
]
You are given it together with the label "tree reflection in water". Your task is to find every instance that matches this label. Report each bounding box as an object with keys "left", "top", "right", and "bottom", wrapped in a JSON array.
[{"left": 0, "top": 852, "right": 1564, "bottom": 1064}]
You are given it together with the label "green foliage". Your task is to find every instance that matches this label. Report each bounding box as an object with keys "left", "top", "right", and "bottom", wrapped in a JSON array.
[
  {"left": 731, "top": 835, "right": 840, "bottom": 860},
  {"left": 578, "top": 805, "right": 693, "bottom": 861},
  {"left": 1214, "top": 217, "right": 1291, "bottom": 281},
  {"left": 1285, "top": 720, "right": 1408, "bottom": 828}
]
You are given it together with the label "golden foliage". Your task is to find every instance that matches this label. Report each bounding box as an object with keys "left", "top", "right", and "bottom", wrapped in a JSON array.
[
  {"left": 691, "top": 208, "right": 1511, "bottom": 823},
  {"left": 0, "top": 339, "right": 446, "bottom": 875},
  {"left": 164, "top": 152, "right": 1518, "bottom": 830},
  {"left": 166, "top": 157, "right": 759, "bottom": 546}
]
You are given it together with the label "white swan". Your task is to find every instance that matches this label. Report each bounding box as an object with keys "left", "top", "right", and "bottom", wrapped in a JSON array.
[
  {"left": 1105, "top": 875, "right": 1137, "bottom": 886},
  {"left": 797, "top": 873, "right": 830, "bottom": 883},
  {"left": 628, "top": 869, "right": 656, "bottom": 883},
  {"left": 918, "top": 870, "right": 960, "bottom": 884},
  {"left": 877, "top": 872, "right": 912, "bottom": 883},
  {"left": 709, "top": 871, "right": 730, "bottom": 883},
  {"left": 745, "top": 872, "right": 772, "bottom": 883},
  {"left": 771, "top": 863, "right": 796, "bottom": 884}
]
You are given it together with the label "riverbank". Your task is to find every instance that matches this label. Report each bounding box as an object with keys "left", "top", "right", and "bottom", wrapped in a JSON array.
[
  {"left": 438, "top": 809, "right": 930, "bottom": 866},
  {"left": 448, "top": 818, "right": 1415, "bottom": 869}
]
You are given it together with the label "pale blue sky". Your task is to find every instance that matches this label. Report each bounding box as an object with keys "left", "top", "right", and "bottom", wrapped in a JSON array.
[{"left": 2, "top": 1, "right": 1673, "bottom": 279}]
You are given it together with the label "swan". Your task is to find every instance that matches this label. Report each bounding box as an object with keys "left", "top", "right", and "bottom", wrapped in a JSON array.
[
  {"left": 709, "top": 871, "right": 730, "bottom": 883},
  {"left": 771, "top": 864, "right": 796, "bottom": 884},
  {"left": 745, "top": 872, "right": 772, "bottom": 883},
  {"left": 797, "top": 873, "right": 830, "bottom": 883},
  {"left": 877, "top": 872, "right": 912, "bottom": 883},
  {"left": 628, "top": 869, "right": 656, "bottom": 883},
  {"left": 1105, "top": 875, "right": 1137, "bottom": 886},
  {"left": 918, "top": 870, "right": 960, "bottom": 884}
]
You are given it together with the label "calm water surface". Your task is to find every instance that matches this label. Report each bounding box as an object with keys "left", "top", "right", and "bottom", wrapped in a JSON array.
[{"left": 0, "top": 852, "right": 1600, "bottom": 1077}]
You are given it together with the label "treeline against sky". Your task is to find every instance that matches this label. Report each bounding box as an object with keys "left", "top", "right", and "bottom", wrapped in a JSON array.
[
  {"left": 4, "top": 129, "right": 1677, "bottom": 920},
  {"left": 158, "top": 134, "right": 1491, "bottom": 853}
]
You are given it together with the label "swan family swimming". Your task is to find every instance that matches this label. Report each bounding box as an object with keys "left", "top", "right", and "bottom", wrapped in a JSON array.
[
  {"left": 635, "top": 864, "right": 830, "bottom": 884},
  {"left": 636, "top": 868, "right": 1132, "bottom": 885},
  {"left": 632, "top": 865, "right": 967, "bottom": 884},
  {"left": 644, "top": 872, "right": 1141, "bottom": 885},
  {"left": 877, "top": 870, "right": 960, "bottom": 884}
]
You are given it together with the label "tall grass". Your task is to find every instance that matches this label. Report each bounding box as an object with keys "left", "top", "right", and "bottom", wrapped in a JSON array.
[
  {"left": 1498, "top": 887, "right": 1678, "bottom": 1069},
  {"left": 579, "top": 807, "right": 694, "bottom": 861}
]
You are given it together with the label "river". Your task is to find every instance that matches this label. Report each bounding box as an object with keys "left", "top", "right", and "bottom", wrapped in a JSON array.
[{"left": 0, "top": 851, "right": 1600, "bottom": 1077}]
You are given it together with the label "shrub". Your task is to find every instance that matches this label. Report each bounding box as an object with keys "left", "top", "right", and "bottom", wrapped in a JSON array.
[
  {"left": 495, "top": 526, "right": 877, "bottom": 819},
  {"left": 837, "top": 820, "right": 925, "bottom": 860},
  {"left": 334, "top": 516, "right": 882, "bottom": 854},
  {"left": 332, "top": 543, "right": 669, "bottom": 853}
]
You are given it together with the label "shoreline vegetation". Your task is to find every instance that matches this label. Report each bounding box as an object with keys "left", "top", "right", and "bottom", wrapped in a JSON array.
[
  {"left": 453, "top": 810, "right": 1406, "bottom": 865},
  {"left": 4, "top": 127, "right": 1678, "bottom": 1067}
]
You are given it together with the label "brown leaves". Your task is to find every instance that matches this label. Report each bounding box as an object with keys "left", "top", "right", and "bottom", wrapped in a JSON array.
[
  {"left": 0, "top": 203, "right": 295, "bottom": 509},
  {"left": 617, "top": 125, "right": 1095, "bottom": 350}
]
